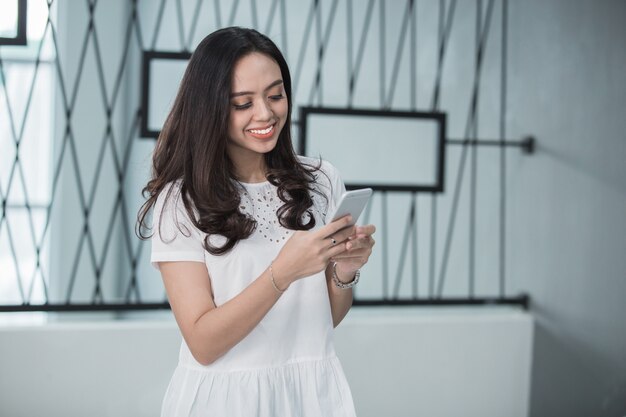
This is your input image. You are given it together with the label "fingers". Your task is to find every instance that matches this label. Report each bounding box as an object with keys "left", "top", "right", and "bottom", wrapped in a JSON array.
[
  {"left": 318, "top": 220, "right": 376, "bottom": 264},
  {"left": 330, "top": 224, "right": 356, "bottom": 245},
  {"left": 354, "top": 224, "right": 376, "bottom": 237},
  {"left": 332, "top": 249, "right": 368, "bottom": 260},
  {"left": 329, "top": 236, "right": 374, "bottom": 260},
  {"left": 346, "top": 235, "right": 375, "bottom": 251},
  {"left": 318, "top": 215, "right": 353, "bottom": 238},
  {"left": 327, "top": 241, "right": 352, "bottom": 259}
]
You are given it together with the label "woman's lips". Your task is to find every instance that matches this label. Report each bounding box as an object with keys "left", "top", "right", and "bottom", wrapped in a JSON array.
[{"left": 247, "top": 123, "right": 276, "bottom": 139}]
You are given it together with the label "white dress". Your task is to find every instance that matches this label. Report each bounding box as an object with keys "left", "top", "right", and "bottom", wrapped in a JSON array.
[{"left": 150, "top": 157, "right": 357, "bottom": 417}]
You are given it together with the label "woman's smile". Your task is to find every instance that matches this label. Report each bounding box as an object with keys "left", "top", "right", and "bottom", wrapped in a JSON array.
[{"left": 247, "top": 123, "right": 276, "bottom": 139}]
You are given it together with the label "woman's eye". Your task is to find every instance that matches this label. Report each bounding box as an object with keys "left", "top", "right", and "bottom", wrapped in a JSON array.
[
  {"left": 233, "top": 103, "right": 252, "bottom": 110},
  {"left": 269, "top": 94, "right": 284, "bottom": 101}
]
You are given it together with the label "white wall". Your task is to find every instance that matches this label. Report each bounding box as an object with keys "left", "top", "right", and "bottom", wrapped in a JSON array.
[{"left": 0, "top": 308, "right": 533, "bottom": 417}]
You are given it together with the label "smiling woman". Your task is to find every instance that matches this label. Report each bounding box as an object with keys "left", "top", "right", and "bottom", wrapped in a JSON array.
[
  {"left": 227, "top": 53, "right": 289, "bottom": 176},
  {"left": 136, "top": 27, "right": 376, "bottom": 416}
]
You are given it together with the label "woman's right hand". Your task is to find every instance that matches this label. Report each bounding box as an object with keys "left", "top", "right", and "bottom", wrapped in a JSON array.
[{"left": 271, "top": 216, "right": 356, "bottom": 286}]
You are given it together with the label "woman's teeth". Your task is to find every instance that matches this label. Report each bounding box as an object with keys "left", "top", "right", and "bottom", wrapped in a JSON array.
[{"left": 249, "top": 125, "right": 274, "bottom": 134}]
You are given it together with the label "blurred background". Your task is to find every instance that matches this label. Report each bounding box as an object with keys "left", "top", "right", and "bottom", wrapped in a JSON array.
[{"left": 0, "top": 0, "right": 624, "bottom": 416}]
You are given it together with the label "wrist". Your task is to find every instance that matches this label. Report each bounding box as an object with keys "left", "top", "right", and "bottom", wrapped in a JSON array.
[
  {"left": 334, "top": 263, "right": 357, "bottom": 283},
  {"left": 270, "top": 256, "right": 295, "bottom": 288},
  {"left": 332, "top": 262, "right": 360, "bottom": 289}
]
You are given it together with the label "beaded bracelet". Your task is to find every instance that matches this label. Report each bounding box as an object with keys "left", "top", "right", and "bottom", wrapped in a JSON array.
[{"left": 332, "top": 261, "right": 360, "bottom": 289}]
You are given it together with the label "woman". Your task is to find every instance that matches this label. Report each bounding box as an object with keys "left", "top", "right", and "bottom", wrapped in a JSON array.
[{"left": 137, "top": 27, "right": 376, "bottom": 416}]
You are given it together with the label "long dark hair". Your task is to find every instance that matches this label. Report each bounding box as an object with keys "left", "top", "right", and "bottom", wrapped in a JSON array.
[{"left": 136, "top": 27, "right": 322, "bottom": 255}]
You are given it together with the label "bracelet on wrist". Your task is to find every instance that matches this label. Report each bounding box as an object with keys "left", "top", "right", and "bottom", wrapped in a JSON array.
[
  {"left": 332, "top": 261, "right": 360, "bottom": 289},
  {"left": 269, "top": 261, "right": 288, "bottom": 294}
]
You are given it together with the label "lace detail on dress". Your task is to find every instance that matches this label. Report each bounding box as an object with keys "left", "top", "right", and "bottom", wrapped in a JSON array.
[
  {"left": 238, "top": 181, "right": 329, "bottom": 244},
  {"left": 239, "top": 183, "right": 289, "bottom": 244}
]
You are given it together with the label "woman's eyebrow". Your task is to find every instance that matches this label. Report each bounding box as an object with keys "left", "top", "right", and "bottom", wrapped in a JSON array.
[{"left": 230, "top": 79, "right": 283, "bottom": 98}]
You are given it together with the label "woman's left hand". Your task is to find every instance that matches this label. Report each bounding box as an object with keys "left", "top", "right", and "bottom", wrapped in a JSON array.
[{"left": 331, "top": 224, "right": 376, "bottom": 281}]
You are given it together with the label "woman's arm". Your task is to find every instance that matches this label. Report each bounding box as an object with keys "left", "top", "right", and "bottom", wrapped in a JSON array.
[
  {"left": 325, "top": 265, "right": 354, "bottom": 328},
  {"left": 325, "top": 224, "right": 377, "bottom": 328},
  {"left": 160, "top": 215, "right": 356, "bottom": 366},
  {"left": 160, "top": 261, "right": 288, "bottom": 366}
]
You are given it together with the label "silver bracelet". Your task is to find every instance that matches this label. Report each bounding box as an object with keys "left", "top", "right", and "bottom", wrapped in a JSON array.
[
  {"left": 332, "top": 262, "right": 360, "bottom": 289},
  {"left": 269, "top": 262, "right": 288, "bottom": 294}
]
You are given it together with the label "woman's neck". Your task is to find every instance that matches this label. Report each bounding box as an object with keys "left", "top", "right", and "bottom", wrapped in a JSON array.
[{"left": 232, "top": 153, "right": 268, "bottom": 183}]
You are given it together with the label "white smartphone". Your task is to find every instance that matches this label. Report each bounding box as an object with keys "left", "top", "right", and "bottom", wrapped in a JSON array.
[{"left": 329, "top": 188, "right": 373, "bottom": 226}]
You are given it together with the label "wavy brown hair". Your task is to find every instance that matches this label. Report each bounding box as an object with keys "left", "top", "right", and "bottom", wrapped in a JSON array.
[{"left": 136, "top": 27, "right": 324, "bottom": 255}]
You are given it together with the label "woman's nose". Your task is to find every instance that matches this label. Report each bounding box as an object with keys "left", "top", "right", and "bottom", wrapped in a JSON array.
[{"left": 253, "top": 99, "right": 273, "bottom": 121}]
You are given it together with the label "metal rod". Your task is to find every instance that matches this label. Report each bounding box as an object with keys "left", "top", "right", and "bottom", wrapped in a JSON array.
[
  {"left": 0, "top": 302, "right": 172, "bottom": 312},
  {"left": 447, "top": 136, "right": 535, "bottom": 153},
  {"left": 353, "top": 294, "right": 529, "bottom": 310},
  {"left": 0, "top": 294, "right": 530, "bottom": 312}
]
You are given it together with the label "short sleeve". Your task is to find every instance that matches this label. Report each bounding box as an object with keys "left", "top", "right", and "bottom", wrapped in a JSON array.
[
  {"left": 319, "top": 160, "right": 347, "bottom": 224},
  {"left": 150, "top": 181, "right": 206, "bottom": 270}
]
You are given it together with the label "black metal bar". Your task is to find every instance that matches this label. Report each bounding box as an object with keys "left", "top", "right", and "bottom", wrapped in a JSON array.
[
  {"left": 345, "top": 184, "right": 438, "bottom": 193},
  {"left": 292, "top": 0, "right": 316, "bottom": 97},
  {"left": 312, "top": 0, "right": 322, "bottom": 105},
  {"left": 429, "top": 195, "right": 437, "bottom": 297},
  {"left": 447, "top": 136, "right": 534, "bottom": 153},
  {"left": 410, "top": 0, "right": 417, "bottom": 110},
  {"left": 379, "top": 0, "right": 385, "bottom": 107},
  {"left": 353, "top": 294, "right": 529, "bottom": 310},
  {"left": 385, "top": 0, "right": 413, "bottom": 108},
  {"left": 0, "top": 294, "right": 530, "bottom": 312},
  {"left": 431, "top": 0, "right": 458, "bottom": 110},
  {"left": 175, "top": 0, "right": 186, "bottom": 50},
  {"left": 411, "top": 192, "right": 418, "bottom": 298},
  {"left": 348, "top": 0, "right": 375, "bottom": 107},
  {"left": 0, "top": 303, "right": 172, "bottom": 312},
  {"left": 500, "top": 0, "right": 509, "bottom": 297},
  {"left": 308, "top": 0, "right": 340, "bottom": 105},
  {"left": 382, "top": 190, "right": 388, "bottom": 299},
  {"left": 346, "top": 0, "right": 353, "bottom": 103},
  {"left": 300, "top": 105, "right": 446, "bottom": 119},
  {"left": 392, "top": 195, "right": 415, "bottom": 297},
  {"left": 150, "top": 0, "right": 167, "bottom": 50},
  {"left": 186, "top": 0, "right": 202, "bottom": 51},
  {"left": 279, "top": 0, "right": 288, "bottom": 61},
  {"left": 469, "top": 0, "right": 482, "bottom": 299}
]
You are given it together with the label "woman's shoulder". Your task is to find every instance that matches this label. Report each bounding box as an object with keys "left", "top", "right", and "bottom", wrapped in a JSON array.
[
  {"left": 154, "top": 179, "right": 201, "bottom": 225},
  {"left": 154, "top": 179, "right": 183, "bottom": 209}
]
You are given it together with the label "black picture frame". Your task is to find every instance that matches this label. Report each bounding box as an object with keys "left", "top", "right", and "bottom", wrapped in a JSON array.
[
  {"left": 298, "top": 106, "right": 447, "bottom": 193},
  {"left": 0, "top": 0, "right": 27, "bottom": 46},
  {"left": 140, "top": 50, "right": 192, "bottom": 139}
]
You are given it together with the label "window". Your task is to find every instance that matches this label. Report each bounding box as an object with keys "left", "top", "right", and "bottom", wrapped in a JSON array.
[{"left": 0, "top": 0, "right": 55, "bottom": 323}]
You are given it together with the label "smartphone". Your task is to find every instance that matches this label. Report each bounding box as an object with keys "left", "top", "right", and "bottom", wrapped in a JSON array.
[{"left": 329, "top": 188, "right": 373, "bottom": 226}]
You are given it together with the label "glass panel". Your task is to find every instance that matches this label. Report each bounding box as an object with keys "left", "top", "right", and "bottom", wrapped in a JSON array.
[
  {"left": 0, "top": 0, "right": 19, "bottom": 38},
  {"left": 305, "top": 113, "right": 439, "bottom": 187},
  {"left": 148, "top": 58, "right": 189, "bottom": 132}
]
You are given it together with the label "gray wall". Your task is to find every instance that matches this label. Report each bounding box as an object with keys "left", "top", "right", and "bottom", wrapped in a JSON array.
[{"left": 506, "top": 1, "right": 626, "bottom": 416}]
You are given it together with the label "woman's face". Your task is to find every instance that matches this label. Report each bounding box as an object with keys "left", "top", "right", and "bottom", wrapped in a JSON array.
[{"left": 227, "top": 52, "right": 288, "bottom": 164}]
